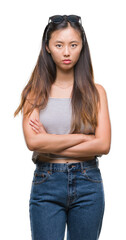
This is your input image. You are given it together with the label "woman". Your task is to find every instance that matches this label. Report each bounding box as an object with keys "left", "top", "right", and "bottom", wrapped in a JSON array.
[{"left": 14, "top": 15, "right": 111, "bottom": 240}]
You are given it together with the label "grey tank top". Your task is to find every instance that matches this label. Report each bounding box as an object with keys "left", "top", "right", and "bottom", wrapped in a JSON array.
[{"left": 32, "top": 98, "right": 95, "bottom": 163}]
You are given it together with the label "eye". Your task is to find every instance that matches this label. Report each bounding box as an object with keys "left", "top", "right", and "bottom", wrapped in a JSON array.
[
  {"left": 71, "top": 44, "right": 77, "bottom": 48},
  {"left": 56, "top": 44, "right": 62, "bottom": 48}
]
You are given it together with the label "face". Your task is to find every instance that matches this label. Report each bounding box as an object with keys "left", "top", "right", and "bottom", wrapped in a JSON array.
[{"left": 46, "top": 24, "right": 83, "bottom": 71}]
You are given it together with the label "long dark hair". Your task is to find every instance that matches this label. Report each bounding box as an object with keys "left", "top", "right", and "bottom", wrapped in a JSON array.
[{"left": 14, "top": 18, "right": 100, "bottom": 133}]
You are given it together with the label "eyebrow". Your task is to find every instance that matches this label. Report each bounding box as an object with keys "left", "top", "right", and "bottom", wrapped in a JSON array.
[{"left": 55, "top": 40, "right": 80, "bottom": 43}]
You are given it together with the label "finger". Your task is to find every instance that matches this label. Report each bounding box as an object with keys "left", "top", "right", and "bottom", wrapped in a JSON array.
[
  {"left": 34, "top": 120, "right": 46, "bottom": 131},
  {"left": 34, "top": 119, "right": 41, "bottom": 124},
  {"left": 31, "top": 126, "right": 39, "bottom": 133},
  {"left": 29, "top": 120, "right": 39, "bottom": 129},
  {"left": 29, "top": 123, "right": 39, "bottom": 131},
  {"left": 35, "top": 119, "right": 39, "bottom": 122},
  {"left": 30, "top": 119, "right": 43, "bottom": 129},
  {"left": 35, "top": 119, "right": 44, "bottom": 126},
  {"left": 34, "top": 119, "right": 42, "bottom": 127},
  {"left": 29, "top": 119, "right": 46, "bottom": 133},
  {"left": 30, "top": 119, "right": 39, "bottom": 125},
  {"left": 35, "top": 119, "right": 44, "bottom": 128},
  {"left": 29, "top": 121, "right": 42, "bottom": 133}
]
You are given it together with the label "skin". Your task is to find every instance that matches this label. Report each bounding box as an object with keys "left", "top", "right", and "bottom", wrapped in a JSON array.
[
  {"left": 46, "top": 23, "right": 83, "bottom": 86},
  {"left": 26, "top": 24, "right": 111, "bottom": 162},
  {"left": 31, "top": 23, "right": 83, "bottom": 131},
  {"left": 29, "top": 24, "right": 96, "bottom": 162}
]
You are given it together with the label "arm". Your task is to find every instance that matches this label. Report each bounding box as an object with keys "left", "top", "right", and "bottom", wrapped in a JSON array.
[
  {"left": 51, "top": 84, "right": 111, "bottom": 157},
  {"left": 22, "top": 97, "right": 88, "bottom": 153}
]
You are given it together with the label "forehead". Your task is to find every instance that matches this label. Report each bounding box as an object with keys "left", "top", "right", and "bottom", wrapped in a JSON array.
[{"left": 50, "top": 25, "right": 82, "bottom": 42}]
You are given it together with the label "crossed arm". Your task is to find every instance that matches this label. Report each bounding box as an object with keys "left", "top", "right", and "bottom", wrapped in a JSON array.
[
  {"left": 52, "top": 85, "right": 111, "bottom": 157},
  {"left": 22, "top": 84, "right": 111, "bottom": 157}
]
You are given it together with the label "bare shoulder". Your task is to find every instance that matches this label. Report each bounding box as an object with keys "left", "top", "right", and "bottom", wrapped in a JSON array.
[
  {"left": 94, "top": 83, "right": 110, "bottom": 115},
  {"left": 95, "top": 83, "right": 107, "bottom": 95},
  {"left": 95, "top": 83, "right": 108, "bottom": 104}
]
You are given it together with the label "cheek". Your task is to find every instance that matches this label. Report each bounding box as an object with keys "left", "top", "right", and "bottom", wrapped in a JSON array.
[
  {"left": 75, "top": 49, "right": 81, "bottom": 60},
  {"left": 73, "top": 49, "right": 82, "bottom": 62},
  {"left": 50, "top": 50, "right": 60, "bottom": 62}
]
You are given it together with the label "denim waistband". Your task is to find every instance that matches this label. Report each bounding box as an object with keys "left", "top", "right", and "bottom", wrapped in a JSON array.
[{"left": 36, "top": 156, "right": 99, "bottom": 172}]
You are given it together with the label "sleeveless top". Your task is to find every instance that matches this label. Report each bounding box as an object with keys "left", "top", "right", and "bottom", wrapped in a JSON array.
[{"left": 32, "top": 98, "right": 95, "bottom": 163}]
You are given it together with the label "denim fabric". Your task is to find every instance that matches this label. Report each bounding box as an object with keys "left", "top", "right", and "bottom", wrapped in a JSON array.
[{"left": 29, "top": 157, "right": 105, "bottom": 240}]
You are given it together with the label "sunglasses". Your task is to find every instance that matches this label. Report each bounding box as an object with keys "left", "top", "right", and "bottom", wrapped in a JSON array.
[{"left": 48, "top": 15, "right": 82, "bottom": 25}]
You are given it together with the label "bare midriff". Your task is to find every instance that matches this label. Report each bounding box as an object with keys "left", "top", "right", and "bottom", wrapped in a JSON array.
[{"left": 37, "top": 156, "right": 95, "bottom": 164}]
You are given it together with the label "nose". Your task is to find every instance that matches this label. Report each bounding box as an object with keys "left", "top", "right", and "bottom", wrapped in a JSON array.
[{"left": 63, "top": 46, "right": 70, "bottom": 56}]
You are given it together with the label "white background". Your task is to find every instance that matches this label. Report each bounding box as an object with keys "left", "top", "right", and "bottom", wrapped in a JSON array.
[{"left": 0, "top": 0, "right": 126, "bottom": 239}]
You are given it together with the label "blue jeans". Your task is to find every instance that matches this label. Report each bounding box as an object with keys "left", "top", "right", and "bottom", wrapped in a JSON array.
[{"left": 29, "top": 157, "right": 105, "bottom": 240}]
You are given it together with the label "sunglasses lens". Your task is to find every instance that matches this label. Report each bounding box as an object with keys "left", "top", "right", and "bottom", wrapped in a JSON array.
[
  {"left": 50, "top": 15, "right": 64, "bottom": 23},
  {"left": 68, "top": 15, "right": 80, "bottom": 22}
]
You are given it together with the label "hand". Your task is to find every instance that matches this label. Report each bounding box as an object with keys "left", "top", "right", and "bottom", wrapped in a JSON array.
[{"left": 29, "top": 119, "right": 47, "bottom": 134}]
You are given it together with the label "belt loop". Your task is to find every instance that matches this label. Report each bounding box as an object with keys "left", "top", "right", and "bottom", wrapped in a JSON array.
[
  {"left": 96, "top": 157, "right": 99, "bottom": 167},
  {"left": 50, "top": 163, "right": 52, "bottom": 173},
  {"left": 80, "top": 161, "right": 84, "bottom": 172},
  {"left": 95, "top": 156, "right": 98, "bottom": 166}
]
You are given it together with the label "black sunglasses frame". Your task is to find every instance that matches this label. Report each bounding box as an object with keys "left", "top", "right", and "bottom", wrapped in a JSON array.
[{"left": 48, "top": 15, "right": 82, "bottom": 25}]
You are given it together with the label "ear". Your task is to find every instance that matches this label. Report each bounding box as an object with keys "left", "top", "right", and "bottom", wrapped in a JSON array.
[{"left": 46, "top": 45, "right": 51, "bottom": 54}]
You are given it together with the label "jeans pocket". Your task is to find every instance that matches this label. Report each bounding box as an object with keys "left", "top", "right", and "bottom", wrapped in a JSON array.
[
  {"left": 81, "top": 166, "right": 103, "bottom": 183},
  {"left": 32, "top": 169, "right": 52, "bottom": 185}
]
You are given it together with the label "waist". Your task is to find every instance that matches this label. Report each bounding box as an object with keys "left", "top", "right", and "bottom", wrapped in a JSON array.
[
  {"left": 34, "top": 153, "right": 95, "bottom": 163},
  {"left": 36, "top": 156, "right": 99, "bottom": 171},
  {"left": 37, "top": 156, "right": 95, "bottom": 163}
]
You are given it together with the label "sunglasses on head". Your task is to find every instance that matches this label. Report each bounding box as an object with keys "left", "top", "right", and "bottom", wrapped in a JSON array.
[{"left": 48, "top": 15, "right": 82, "bottom": 25}]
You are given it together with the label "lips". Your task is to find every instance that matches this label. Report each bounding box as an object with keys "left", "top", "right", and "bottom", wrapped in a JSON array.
[{"left": 63, "top": 59, "right": 72, "bottom": 64}]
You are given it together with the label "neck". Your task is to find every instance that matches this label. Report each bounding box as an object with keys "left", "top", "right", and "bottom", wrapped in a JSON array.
[{"left": 55, "top": 67, "right": 74, "bottom": 85}]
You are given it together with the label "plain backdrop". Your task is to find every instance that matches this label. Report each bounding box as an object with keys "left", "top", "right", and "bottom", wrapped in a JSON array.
[{"left": 0, "top": 0, "right": 126, "bottom": 239}]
